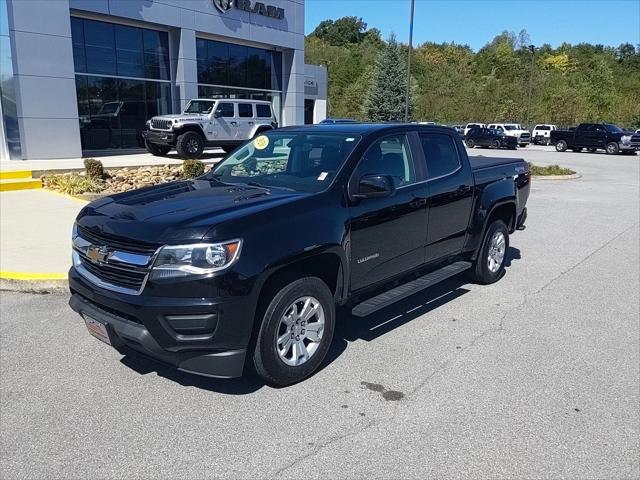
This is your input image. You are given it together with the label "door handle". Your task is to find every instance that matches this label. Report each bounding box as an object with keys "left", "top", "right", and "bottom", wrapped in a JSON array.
[
  {"left": 409, "top": 198, "right": 427, "bottom": 208},
  {"left": 230, "top": 121, "right": 237, "bottom": 126},
  {"left": 248, "top": 121, "right": 254, "bottom": 125},
  {"left": 456, "top": 185, "right": 472, "bottom": 194}
]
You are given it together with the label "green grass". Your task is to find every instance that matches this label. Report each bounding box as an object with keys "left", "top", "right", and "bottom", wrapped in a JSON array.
[
  {"left": 528, "top": 163, "right": 576, "bottom": 176},
  {"left": 43, "top": 174, "right": 103, "bottom": 195}
]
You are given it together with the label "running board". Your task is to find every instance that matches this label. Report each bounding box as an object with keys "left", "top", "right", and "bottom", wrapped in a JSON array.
[{"left": 351, "top": 261, "right": 472, "bottom": 317}]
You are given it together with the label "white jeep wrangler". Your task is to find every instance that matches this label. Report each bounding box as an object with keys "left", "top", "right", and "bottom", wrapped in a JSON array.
[{"left": 143, "top": 99, "right": 277, "bottom": 159}]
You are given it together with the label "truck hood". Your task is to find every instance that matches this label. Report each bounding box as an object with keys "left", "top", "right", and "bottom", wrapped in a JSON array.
[
  {"left": 153, "top": 114, "right": 208, "bottom": 122},
  {"left": 76, "top": 179, "right": 306, "bottom": 245}
]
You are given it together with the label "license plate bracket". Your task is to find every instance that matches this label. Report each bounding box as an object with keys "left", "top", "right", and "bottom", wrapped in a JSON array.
[{"left": 83, "top": 315, "right": 111, "bottom": 346}]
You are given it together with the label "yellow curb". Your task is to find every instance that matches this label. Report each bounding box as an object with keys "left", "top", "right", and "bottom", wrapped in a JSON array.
[
  {"left": 0, "top": 271, "right": 67, "bottom": 281},
  {"left": 0, "top": 178, "right": 42, "bottom": 191},
  {"left": 0, "top": 170, "right": 32, "bottom": 180},
  {"left": 41, "top": 188, "right": 90, "bottom": 204}
]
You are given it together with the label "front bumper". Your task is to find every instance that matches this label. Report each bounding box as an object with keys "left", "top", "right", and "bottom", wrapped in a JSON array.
[
  {"left": 68, "top": 267, "right": 256, "bottom": 378},
  {"left": 142, "top": 129, "right": 176, "bottom": 146},
  {"left": 619, "top": 142, "right": 640, "bottom": 151}
]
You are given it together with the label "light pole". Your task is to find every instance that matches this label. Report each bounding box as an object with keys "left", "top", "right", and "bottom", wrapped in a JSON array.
[{"left": 404, "top": 0, "right": 415, "bottom": 123}]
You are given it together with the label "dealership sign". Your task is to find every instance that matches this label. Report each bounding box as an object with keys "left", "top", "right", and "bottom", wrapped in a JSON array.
[{"left": 213, "top": 0, "right": 285, "bottom": 19}]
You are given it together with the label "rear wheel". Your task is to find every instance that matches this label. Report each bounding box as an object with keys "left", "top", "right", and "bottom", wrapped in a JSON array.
[
  {"left": 465, "top": 139, "right": 475, "bottom": 148},
  {"left": 176, "top": 131, "right": 204, "bottom": 159},
  {"left": 492, "top": 139, "right": 501, "bottom": 149},
  {"left": 470, "top": 220, "right": 509, "bottom": 285},
  {"left": 606, "top": 142, "right": 619, "bottom": 155},
  {"left": 145, "top": 141, "right": 171, "bottom": 157},
  {"left": 555, "top": 139, "right": 567, "bottom": 152},
  {"left": 253, "top": 277, "right": 335, "bottom": 386}
]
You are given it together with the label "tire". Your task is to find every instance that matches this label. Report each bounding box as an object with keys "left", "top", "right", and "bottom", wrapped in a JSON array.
[
  {"left": 492, "top": 139, "right": 501, "bottom": 149},
  {"left": 572, "top": 147, "right": 583, "bottom": 152},
  {"left": 555, "top": 139, "right": 567, "bottom": 152},
  {"left": 253, "top": 277, "right": 335, "bottom": 387},
  {"left": 606, "top": 142, "right": 619, "bottom": 155},
  {"left": 176, "top": 131, "right": 204, "bottom": 159},
  {"left": 145, "top": 141, "right": 171, "bottom": 157},
  {"left": 465, "top": 139, "right": 475, "bottom": 148},
  {"left": 470, "top": 220, "right": 509, "bottom": 285}
]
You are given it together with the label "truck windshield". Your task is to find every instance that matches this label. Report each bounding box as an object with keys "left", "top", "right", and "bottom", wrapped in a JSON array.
[
  {"left": 209, "top": 132, "right": 361, "bottom": 193},
  {"left": 504, "top": 125, "right": 517, "bottom": 130},
  {"left": 184, "top": 100, "right": 215, "bottom": 114},
  {"left": 605, "top": 124, "right": 624, "bottom": 133}
]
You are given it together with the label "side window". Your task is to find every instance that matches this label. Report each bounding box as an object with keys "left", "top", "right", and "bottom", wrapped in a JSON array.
[
  {"left": 256, "top": 104, "right": 272, "bottom": 118},
  {"left": 238, "top": 103, "right": 253, "bottom": 118},
  {"left": 216, "top": 102, "right": 235, "bottom": 118},
  {"left": 356, "top": 135, "right": 415, "bottom": 187},
  {"left": 420, "top": 133, "right": 461, "bottom": 179},
  {"left": 497, "top": 126, "right": 504, "bottom": 131}
]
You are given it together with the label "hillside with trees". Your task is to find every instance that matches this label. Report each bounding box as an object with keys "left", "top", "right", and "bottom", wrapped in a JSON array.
[{"left": 305, "top": 17, "right": 640, "bottom": 127}]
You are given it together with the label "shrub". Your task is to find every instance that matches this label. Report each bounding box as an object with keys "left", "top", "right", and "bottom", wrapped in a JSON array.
[
  {"left": 44, "top": 174, "right": 102, "bottom": 195},
  {"left": 183, "top": 159, "right": 205, "bottom": 178},
  {"left": 84, "top": 158, "right": 104, "bottom": 179},
  {"left": 528, "top": 162, "right": 575, "bottom": 176}
]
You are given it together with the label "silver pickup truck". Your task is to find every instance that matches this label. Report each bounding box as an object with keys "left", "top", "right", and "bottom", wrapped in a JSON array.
[{"left": 143, "top": 98, "right": 277, "bottom": 159}]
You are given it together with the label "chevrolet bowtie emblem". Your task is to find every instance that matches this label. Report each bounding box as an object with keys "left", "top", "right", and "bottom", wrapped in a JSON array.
[{"left": 86, "top": 245, "right": 110, "bottom": 264}]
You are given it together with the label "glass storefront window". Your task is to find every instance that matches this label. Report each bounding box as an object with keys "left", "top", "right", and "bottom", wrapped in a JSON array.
[
  {"left": 76, "top": 75, "right": 171, "bottom": 150},
  {"left": 71, "top": 17, "right": 169, "bottom": 80},
  {"left": 1, "top": 0, "right": 21, "bottom": 159}
]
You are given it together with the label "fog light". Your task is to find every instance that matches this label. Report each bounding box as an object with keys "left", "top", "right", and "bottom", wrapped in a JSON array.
[{"left": 164, "top": 313, "right": 218, "bottom": 335}]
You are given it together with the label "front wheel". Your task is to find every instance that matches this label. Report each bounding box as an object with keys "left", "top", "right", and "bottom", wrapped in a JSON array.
[
  {"left": 555, "top": 140, "right": 567, "bottom": 152},
  {"left": 492, "top": 140, "right": 501, "bottom": 149},
  {"left": 606, "top": 142, "right": 619, "bottom": 155},
  {"left": 253, "top": 277, "right": 335, "bottom": 386},
  {"left": 465, "top": 139, "right": 475, "bottom": 148},
  {"left": 470, "top": 220, "right": 509, "bottom": 285},
  {"left": 176, "top": 131, "right": 204, "bottom": 159},
  {"left": 145, "top": 141, "right": 171, "bottom": 157}
]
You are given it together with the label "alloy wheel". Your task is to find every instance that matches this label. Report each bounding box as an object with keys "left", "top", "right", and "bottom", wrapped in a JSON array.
[
  {"left": 487, "top": 231, "right": 506, "bottom": 273},
  {"left": 275, "top": 296, "right": 325, "bottom": 367}
]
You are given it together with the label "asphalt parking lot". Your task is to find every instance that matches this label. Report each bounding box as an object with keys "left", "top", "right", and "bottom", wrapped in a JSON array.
[{"left": 1, "top": 147, "right": 638, "bottom": 479}]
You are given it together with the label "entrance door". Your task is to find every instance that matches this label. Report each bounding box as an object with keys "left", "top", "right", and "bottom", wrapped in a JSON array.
[
  {"left": 348, "top": 134, "right": 428, "bottom": 291},
  {"left": 304, "top": 99, "right": 315, "bottom": 124}
]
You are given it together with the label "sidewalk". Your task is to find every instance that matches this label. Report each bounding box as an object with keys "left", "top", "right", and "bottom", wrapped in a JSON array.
[
  {"left": 0, "top": 189, "right": 86, "bottom": 279},
  {"left": 0, "top": 149, "right": 224, "bottom": 174}
]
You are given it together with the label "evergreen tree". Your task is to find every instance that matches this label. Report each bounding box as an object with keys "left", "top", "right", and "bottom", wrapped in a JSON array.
[{"left": 365, "top": 35, "right": 414, "bottom": 122}]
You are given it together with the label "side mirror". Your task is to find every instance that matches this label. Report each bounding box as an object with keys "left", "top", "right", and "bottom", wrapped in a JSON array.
[
  {"left": 213, "top": 109, "right": 222, "bottom": 118},
  {"left": 353, "top": 174, "right": 396, "bottom": 200}
]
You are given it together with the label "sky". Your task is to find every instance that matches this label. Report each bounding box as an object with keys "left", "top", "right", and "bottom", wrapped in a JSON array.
[{"left": 305, "top": 0, "right": 640, "bottom": 51}]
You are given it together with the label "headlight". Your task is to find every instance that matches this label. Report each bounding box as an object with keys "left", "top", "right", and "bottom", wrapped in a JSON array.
[
  {"left": 150, "top": 239, "right": 242, "bottom": 280},
  {"left": 145, "top": 119, "right": 151, "bottom": 127},
  {"left": 72, "top": 222, "right": 78, "bottom": 240},
  {"left": 621, "top": 135, "right": 631, "bottom": 144}
]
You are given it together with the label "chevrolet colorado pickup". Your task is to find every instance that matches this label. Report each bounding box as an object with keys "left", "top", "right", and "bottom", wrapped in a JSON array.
[
  {"left": 69, "top": 124, "right": 530, "bottom": 386},
  {"left": 551, "top": 123, "right": 640, "bottom": 154}
]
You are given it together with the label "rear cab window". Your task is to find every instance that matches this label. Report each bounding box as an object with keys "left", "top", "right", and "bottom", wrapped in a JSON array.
[{"left": 419, "top": 133, "right": 461, "bottom": 179}]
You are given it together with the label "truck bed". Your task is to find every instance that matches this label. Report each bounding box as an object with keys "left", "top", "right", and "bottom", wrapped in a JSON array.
[{"left": 468, "top": 155, "right": 525, "bottom": 171}]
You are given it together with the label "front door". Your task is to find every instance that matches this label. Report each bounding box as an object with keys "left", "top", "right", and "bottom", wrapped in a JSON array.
[
  {"left": 419, "top": 131, "right": 474, "bottom": 262},
  {"left": 348, "top": 134, "right": 428, "bottom": 291},
  {"left": 213, "top": 102, "right": 237, "bottom": 141}
]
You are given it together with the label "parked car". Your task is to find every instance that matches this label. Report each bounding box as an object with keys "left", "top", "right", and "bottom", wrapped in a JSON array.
[
  {"left": 69, "top": 123, "right": 530, "bottom": 386},
  {"left": 319, "top": 118, "right": 358, "bottom": 124},
  {"left": 142, "top": 99, "right": 277, "bottom": 159},
  {"left": 550, "top": 123, "right": 640, "bottom": 154},
  {"left": 451, "top": 125, "right": 465, "bottom": 136},
  {"left": 487, "top": 123, "right": 531, "bottom": 147},
  {"left": 464, "top": 122, "right": 486, "bottom": 137},
  {"left": 531, "top": 124, "right": 557, "bottom": 145},
  {"left": 465, "top": 127, "right": 518, "bottom": 149}
]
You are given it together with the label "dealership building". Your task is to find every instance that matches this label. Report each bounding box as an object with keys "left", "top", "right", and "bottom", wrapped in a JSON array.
[{"left": 0, "top": 0, "right": 327, "bottom": 161}]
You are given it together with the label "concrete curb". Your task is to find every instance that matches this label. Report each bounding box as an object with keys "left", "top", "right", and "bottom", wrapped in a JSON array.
[
  {"left": 532, "top": 173, "right": 581, "bottom": 180},
  {"left": 0, "top": 277, "right": 68, "bottom": 294}
]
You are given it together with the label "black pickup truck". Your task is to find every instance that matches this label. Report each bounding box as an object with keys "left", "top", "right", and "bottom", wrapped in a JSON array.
[
  {"left": 69, "top": 124, "right": 530, "bottom": 386},
  {"left": 551, "top": 123, "right": 640, "bottom": 154}
]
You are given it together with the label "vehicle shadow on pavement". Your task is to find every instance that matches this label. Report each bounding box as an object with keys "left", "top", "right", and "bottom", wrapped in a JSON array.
[{"left": 118, "top": 247, "right": 522, "bottom": 392}]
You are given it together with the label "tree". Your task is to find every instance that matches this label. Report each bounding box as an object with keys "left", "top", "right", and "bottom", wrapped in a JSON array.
[
  {"left": 309, "top": 16, "right": 368, "bottom": 46},
  {"left": 366, "top": 35, "right": 414, "bottom": 121}
]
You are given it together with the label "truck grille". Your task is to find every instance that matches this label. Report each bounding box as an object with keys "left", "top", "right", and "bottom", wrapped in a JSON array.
[
  {"left": 519, "top": 132, "right": 531, "bottom": 140},
  {"left": 74, "top": 227, "right": 159, "bottom": 294},
  {"left": 630, "top": 134, "right": 640, "bottom": 147},
  {"left": 151, "top": 118, "right": 173, "bottom": 130}
]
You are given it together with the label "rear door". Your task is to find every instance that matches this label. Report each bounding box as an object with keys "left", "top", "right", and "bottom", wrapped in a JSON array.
[
  {"left": 213, "top": 102, "right": 237, "bottom": 141},
  {"left": 477, "top": 128, "right": 491, "bottom": 147},
  {"left": 419, "top": 131, "right": 474, "bottom": 262},
  {"left": 575, "top": 124, "right": 594, "bottom": 147},
  {"left": 236, "top": 102, "right": 255, "bottom": 140},
  {"left": 348, "top": 133, "right": 428, "bottom": 291}
]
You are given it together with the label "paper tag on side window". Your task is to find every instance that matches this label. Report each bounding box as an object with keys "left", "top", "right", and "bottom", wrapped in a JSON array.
[
  {"left": 253, "top": 135, "right": 269, "bottom": 150},
  {"left": 317, "top": 172, "right": 328, "bottom": 181}
]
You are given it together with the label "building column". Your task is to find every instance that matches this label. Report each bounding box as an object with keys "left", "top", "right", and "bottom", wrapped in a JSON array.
[
  {"left": 282, "top": 48, "right": 305, "bottom": 127},
  {"left": 8, "top": 0, "right": 81, "bottom": 159},
  {"left": 172, "top": 28, "right": 198, "bottom": 112}
]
